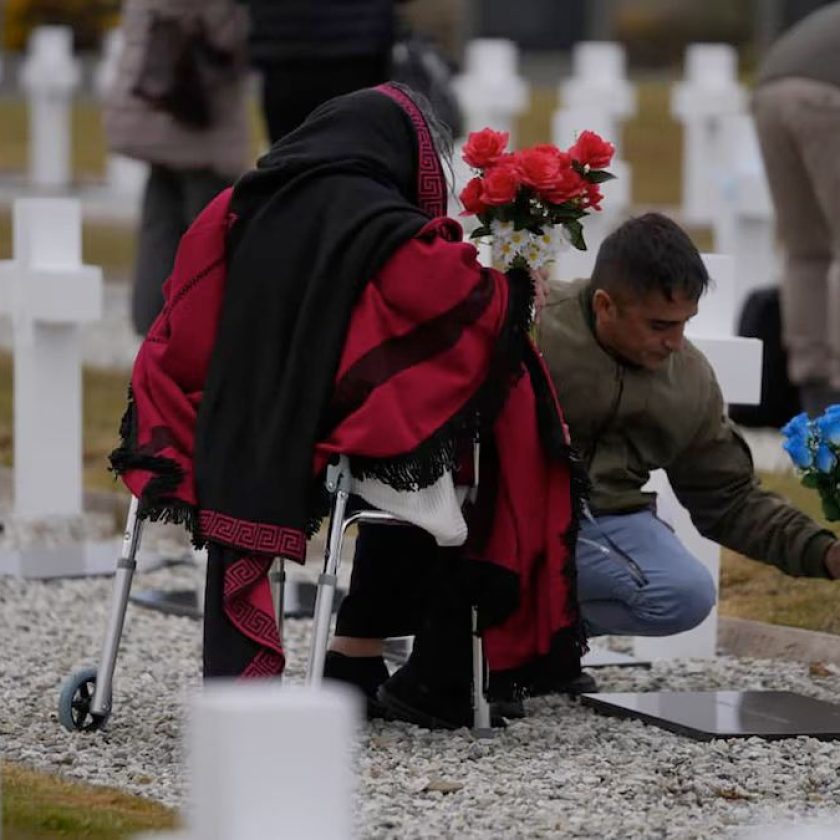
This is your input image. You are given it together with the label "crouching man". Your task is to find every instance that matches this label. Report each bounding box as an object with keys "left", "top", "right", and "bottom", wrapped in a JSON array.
[{"left": 538, "top": 212, "right": 840, "bottom": 660}]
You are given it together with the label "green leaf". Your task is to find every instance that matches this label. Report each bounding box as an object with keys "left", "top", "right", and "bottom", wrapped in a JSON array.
[
  {"left": 821, "top": 493, "right": 840, "bottom": 521},
  {"left": 586, "top": 170, "right": 616, "bottom": 184},
  {"left": 470, "top": 226, "right": 492, "bottom": 239},
  {"left": 565, "top": 219, "right": 586, "bottom": 251},
  {"left": 801, "top": 472, "right": 820, "bottom": 489}
]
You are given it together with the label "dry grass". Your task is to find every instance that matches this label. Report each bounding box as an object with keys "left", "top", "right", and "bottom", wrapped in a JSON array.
[
  {"left": 518, "top": 80, "right": 682, "bottom": 207},
  {"left": 0, "top": 352, "right": 130, "bottom": 496},
  {"left": 719, "top": 472, "right": 840, "bottom": 635},
  {"left": 2, "top": 762, "right": 177, "bottom": 840}
]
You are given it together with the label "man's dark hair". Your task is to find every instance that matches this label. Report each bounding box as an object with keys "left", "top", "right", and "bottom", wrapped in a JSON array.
[{"left": 590, "top": 212, "right": 710, "bottom": 302}]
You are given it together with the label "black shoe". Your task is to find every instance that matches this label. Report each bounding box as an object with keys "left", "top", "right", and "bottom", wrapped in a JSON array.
[
  {"left": 377, "top": 661, "right": 472, "bottom": 730},
  {"left": 323, "top": 651, "right": 391, "bottom": 720},
  {"left": 531, "top": 670, "right": 599, "bottom": 697},
  {"left": 490, "top": 698, "right": 526, "bottom": 719},
  {"left": 378, "top": 662, "right": 514, "bottom": 729}
]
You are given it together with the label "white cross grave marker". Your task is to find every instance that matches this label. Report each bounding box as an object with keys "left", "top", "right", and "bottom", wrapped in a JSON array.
[
  {"left": 634, "top": 254, "right": 763, "bottom": 660},
  {"left": 0, "top": 199, "right": 102, "bottom": 520},
  {"left": 453, "top": 38, "right": 529, "bottom": 144},
  {"left": 188, "top": 683, "right": 359, "bottom": 840},
  {"left": 19, "top": 26, "right": 81, "bottom": 191},
  {"left": 560, "top": 41, "right": 636, "bottom": 157},
  {"left": 672, "top": 44, "right": 747, "bottom": 226},
  {"left": 713, "top": 113, "right": 779, "bottom": 319},
  {"left": 551, "top": 105, "right": 631, "bottom": 282}
]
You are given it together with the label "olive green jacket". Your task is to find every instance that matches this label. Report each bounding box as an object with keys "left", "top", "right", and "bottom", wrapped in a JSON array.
[{"left": 538, "top": 279, "right": 835, "bottom": 578}]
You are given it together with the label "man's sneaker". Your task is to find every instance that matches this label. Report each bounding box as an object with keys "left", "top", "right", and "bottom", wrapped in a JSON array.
[{"left": 323, "top": 651, "right": 391, "bottom": 720}]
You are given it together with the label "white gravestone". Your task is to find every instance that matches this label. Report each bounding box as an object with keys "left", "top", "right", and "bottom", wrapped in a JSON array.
[
  {"left": 94, "top": 29, "right": 148, "bottom": 199},
  {"left": 634, "top": 254, "right": 763, "bottom": 661},
  {"left": 188, "top": 683, "right": 359, "bottom": 840},
  {"left": 672, "top": 44, "right": 747, "bottom": 226},
  {"left": 560, "top": 41, "right": 636, "bottom": 157},
  {"left": 551, "top": 105, "right": 631, "bottom": 281},
  {"left": 713, "top": 113, "right": 779, "bottom": 320},
  {"left": 0, "top": 199, "right": 138, "bottom": 579},
  {"left": 453, "top": 39, "right": 529, "bottom": 144},
  {"left": 19, "top": 26, "right": 81, "bottom": 191}
]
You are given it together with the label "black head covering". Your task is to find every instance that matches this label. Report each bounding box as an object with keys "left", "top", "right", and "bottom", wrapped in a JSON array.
[{"left": 194, "top": 84, "right": 447, "bottom": 552}]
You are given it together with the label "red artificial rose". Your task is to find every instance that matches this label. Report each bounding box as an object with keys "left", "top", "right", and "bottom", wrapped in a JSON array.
[
  {"left": 516, "top": 145, "right": 565, "bottom": 192},
  {"left": 462, "top": 127, "right": 510, "bottom": 169},
  {"left": 459, "top": 176, "right": 488, "bottom": 216},
  {"left": 583, "top": 182, "right": 604, "bottom": 211},
  {"left": 568, "top": 130, "right": 615, "bottom": 170},
  {"left": 481, "top": 163, "right": 520, "bottom": 205},
  {"left": 541, "top": 167, "right": 587, "bottom": 205}
]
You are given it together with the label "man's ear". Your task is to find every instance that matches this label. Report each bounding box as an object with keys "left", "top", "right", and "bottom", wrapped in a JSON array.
[{"left": 592, "top": 288, "right": 615, "bottom": 318}]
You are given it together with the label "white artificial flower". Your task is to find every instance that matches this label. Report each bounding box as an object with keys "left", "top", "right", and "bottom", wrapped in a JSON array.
[{"left": 490, "top": 219, "right": 514, "bottom": 244}]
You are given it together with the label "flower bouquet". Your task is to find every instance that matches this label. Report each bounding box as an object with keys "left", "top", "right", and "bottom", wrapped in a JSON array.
[
  {"left": 458, "top": 127, "right": 616, "bottom": 272},
  {"left": 782, "top": 407, "right": 840, "bottom": 520}
]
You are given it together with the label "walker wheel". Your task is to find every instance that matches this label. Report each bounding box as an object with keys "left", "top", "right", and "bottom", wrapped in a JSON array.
[{"left": 58, "top": 667, "right": 110, "bottom": 732}]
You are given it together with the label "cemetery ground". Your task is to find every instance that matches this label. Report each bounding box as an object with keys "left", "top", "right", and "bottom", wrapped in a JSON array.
[{"left": 2, "top": 80, "right": 840, "bottom": 839}]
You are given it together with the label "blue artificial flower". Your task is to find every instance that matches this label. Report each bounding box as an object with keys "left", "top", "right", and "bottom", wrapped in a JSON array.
[
  {"left": 815, "top": 442, "right": 837, "bottom": 474},
  {"left": 818, "top": 408, "right": 840, "bottom": 446},
  {"left": 781, "top": 411, "right": 811, "bottom": 442},
  {"left": 783, "top": 435, "right": 813, "bottom": 469}
]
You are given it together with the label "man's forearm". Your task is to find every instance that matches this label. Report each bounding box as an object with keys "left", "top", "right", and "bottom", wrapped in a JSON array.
[{"left": 690, "top": 487, "right": 835, "bottom": 578}]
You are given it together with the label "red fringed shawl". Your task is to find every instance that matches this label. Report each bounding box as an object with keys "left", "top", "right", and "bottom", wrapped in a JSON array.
[{"left": 113, "top": 187, "right": 581, "bottom": 678}]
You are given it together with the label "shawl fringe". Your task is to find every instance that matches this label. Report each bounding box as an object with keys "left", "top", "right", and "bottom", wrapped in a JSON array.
[{"left": 109, "top": 387, "right": 202, "bottom": 543}]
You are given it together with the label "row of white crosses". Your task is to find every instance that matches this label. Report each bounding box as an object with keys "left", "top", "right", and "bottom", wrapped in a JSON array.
[
  {"left": 453, "top": 39, "right": 778, "bottom": 295},
  {"left": 16, "top": 24, "right": 145, "bottom": 198}
]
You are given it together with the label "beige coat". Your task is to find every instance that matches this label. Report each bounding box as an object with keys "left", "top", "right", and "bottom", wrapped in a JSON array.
[{"left": 104, "top": 0, "right": 251, "bottom": 178}]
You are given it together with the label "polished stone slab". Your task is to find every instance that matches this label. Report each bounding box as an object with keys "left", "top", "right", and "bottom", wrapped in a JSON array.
[
  {"left": 130, "top": 580, "right": 346, "bottom": 621},
  {"left": 581, "top": 690, "right": 840, "bottom": 741},
  {"left": 582, "top": 647, "right": 651, "bottom": 669}
]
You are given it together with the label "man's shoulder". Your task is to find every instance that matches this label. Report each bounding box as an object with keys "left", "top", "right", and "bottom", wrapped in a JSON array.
[
  {"left": 544, "top": 277, "right": 588, "bottom": 308},
  {"left": 679, "top": 337, "right": 717, "bottom": 381},
  {"left": 539, "top": 278, "right": 590, "bottom": 346}
]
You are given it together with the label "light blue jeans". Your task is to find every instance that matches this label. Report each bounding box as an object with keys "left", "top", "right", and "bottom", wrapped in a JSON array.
[{"left": 577, "top": 510, "right": 717, "bottom": 637}]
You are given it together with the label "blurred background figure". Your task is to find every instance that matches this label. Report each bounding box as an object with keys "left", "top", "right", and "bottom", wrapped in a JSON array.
[
  {"left": 103, "top": 0, "right": 251, "bottom": 336},
  {"left": 753, "top": 1, "right": 840, "bottom": 416},
  {"left": 239, "top": 0, "right": 401, "bottom": 144}
]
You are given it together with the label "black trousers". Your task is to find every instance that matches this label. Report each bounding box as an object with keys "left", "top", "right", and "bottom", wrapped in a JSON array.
[
  {"left": 259, "top": 54, "right": 391, "bottom": 144},
  {"left": 336, "top": 523, "right": 473, "bottom": 690},
  {"left": 133, "top": 164, "right": 231, "bottom": 335}
]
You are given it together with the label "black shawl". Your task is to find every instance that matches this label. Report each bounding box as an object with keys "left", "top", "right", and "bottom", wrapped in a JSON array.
[{"left": 194, "top": 84, "right": 448, "bottom": 555}]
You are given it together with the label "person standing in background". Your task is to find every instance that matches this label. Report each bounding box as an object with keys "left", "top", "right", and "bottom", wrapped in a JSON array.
[
  {"left": 104, "top": 0, "right": 251, "bottom": 336},
  {"left": 239, "top": 0, "right": 401, "bottom": 143},
  {"left": 753, "top": 1, "right": 840, "bottom": 416}
]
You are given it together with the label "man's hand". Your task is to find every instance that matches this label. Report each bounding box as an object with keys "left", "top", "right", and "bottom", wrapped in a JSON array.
[{"left": 825, "top": 541, "right": 840, "bottom": 579}]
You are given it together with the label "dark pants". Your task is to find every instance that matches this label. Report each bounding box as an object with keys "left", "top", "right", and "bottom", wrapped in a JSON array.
[
  {"left": 132, "top": 164, "right": 231, "bottom": 336},
  {"left": 259, "top": 55, "right": 391, "bottom": 143},
  {"left": 336, "top": 524, "right": 473, "bottom": 690}
]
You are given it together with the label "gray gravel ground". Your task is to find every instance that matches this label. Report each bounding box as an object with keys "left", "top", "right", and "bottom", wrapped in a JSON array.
[
  {"left": 0, "top": 283, "right": 819, "bottom": 838},
  {"left": 3, "top": 559, "right": 840, "bottom": 840}
]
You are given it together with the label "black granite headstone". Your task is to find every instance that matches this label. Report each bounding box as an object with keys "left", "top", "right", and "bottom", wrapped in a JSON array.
[
  {"left": 581, "top": 690, "right": 840, "bottom": 741},
  {"left": 581, "top": 648, "right": 651, "bottom": 669}
]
